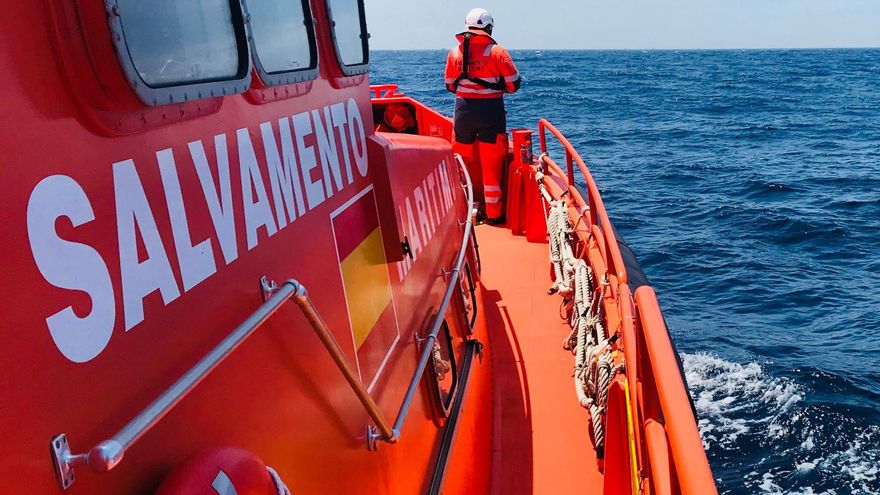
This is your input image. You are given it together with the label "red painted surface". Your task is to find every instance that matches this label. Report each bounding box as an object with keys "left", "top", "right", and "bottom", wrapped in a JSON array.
[
  {"left": 476, "top": 225, "right": 604, "bottom": 494},
  {"left": 1, "top": 1, "right": 715, "bottom": 492},
  {"left": 0, "top": 2, "right": 481, "bottom": 493}
]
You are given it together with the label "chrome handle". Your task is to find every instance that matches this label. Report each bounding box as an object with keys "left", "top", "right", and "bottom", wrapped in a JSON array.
[
  {"left": 52, "top": 279, "right": 304, "bottom": 489},
  {"left": 367, "top": 154, "right": 475, "bottom": 449}
]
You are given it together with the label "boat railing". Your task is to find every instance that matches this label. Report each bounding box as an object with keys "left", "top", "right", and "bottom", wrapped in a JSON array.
[
  {"left": 535, "top": 119, "right": 715, "bottom": 493},
  {"left": 537, "top": 118, "right": 628, "bottom": 285},
  {"left": 370, "top": 84, "right": 455, "bottom": 142},
  {"left": 370, "top": 83, "right": 403, "bottom": 99},
  {"left": 367, "top": 153, "right": 475, "bottom": 449},
  {"left": 50, "top": 152, "right": 475, "bottom": 490},
  {"left": 633, "top": 286, "right": 716, "bottom": 494},
  {"left": 51, "top": 279, "right": 341, "bottom": 489}
]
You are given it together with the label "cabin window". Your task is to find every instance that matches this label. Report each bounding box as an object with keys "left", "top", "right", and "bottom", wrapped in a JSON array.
[
  {"left": 429, "top": 321, "right": 459, "bottom": 415},
  {"left": 246, "top": 0, "right": 318, "bottom": 84},
  {"left": 326, "top": 0, "right": 369, "bottom": 73},
  {"left": 116, "top": 0, "right": 242, "bottom": 86},
  {"left": 108, "top": 0, "right": 250, "bottom": 105}
]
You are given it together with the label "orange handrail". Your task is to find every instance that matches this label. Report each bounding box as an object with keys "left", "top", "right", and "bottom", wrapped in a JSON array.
[
  {"left": 370, "top": 84, "right": 402, "bottom": 99},
  {"left": 537, "top": 119, "right": 628, "bottom": 285},
  {"left": 635, "top": 286, "right": 717, "bottom": 494},
  {"left": 534, "top": 119, "right": 715, "bottom": 493}
]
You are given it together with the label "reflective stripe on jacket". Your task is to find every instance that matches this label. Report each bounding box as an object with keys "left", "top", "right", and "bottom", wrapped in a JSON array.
[{"left": 444, "top": 31, "right": 521, "bottom": 99}]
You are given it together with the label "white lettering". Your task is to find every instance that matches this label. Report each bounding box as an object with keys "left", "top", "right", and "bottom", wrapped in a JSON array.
[
  {"left": 261, "top": 119, "right": 305, "bottom": 228},
  {"left": 413, "top": 185, "right": 433, "bottom": 243},
  {"left": 292, "top": 111, "right": 325, "bottom": 210},
  {"left": 404, "top": 196, "right": 423, "bottom": 257},
  {"left": 438, "top": 159, "right": 454, "bottom": 210},
  {"left": 424, "top": 175, "right": 440, "bottom": 227},
  {"left": 189, "top": 135, "right": 238, "bottom": 265},
  {"left": 237, "top": 128, "right": 278, "bottom": 250},
  {"left": 313, "top": 107, "right": 344, "bottom": 197},
  {"left": 347, "top": 98, "right": 368, "bottom": 177},
  {"left": 114, "top": 159, "right": 180, "bottom": 331},
  {"left": 27, "top": 175, "right": 115, "bottom": 363},
  {"left": 157, "top": 148, "right": 217, "bottom": 292},
  {"left": 330, "top": 102, "right": 354, "bottom": 185}
]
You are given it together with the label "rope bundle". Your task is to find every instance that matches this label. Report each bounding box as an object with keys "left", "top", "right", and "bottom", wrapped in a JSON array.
[{"left": 545, "top": 196, "right": 621, "bottom": 458}]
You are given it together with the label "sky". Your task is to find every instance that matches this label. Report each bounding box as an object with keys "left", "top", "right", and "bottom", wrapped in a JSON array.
[{"left": 365, "top": 0, "right": 880, "bottom": 50}]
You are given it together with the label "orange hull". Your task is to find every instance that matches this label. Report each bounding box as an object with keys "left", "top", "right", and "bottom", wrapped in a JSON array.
[{"left": 0, "top": 0, "right": 715, "bottom": 490}]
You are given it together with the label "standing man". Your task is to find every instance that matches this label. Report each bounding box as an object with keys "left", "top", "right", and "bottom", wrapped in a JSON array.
[{"left": 445, "top": 8, "right": 521, "bottom": 224}]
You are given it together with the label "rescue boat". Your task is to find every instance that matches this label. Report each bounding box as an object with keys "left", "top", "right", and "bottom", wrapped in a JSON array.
[{"left": 0, "top": 1, "right": 716, "bottom": 493}]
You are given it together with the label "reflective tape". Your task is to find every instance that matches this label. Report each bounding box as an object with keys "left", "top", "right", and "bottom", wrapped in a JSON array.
[
  {"left": 456, "top": 86, "right": 504, "bottom": 96},
  {"left": 484, "top": 185, "right": 502, "bottom": 192}
]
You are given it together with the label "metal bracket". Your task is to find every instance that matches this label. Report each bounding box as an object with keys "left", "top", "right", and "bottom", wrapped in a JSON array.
[
  {"left": 414, "top": 332, "right": 437, "bottom": 352},
  {"left": 401, "top": 237, "right": 413, "bottom": 260},
  {"left": 50, "top": 435, "right": 124, "bottom": 490},
  {"left": 260, "top": 276, "right": 279, "bottom": 302},
  {"left": 473, "top": 339, "right": 485, "bottom": 364},
  {"left": 51, "top": 434, "right": 79, "bottom": 490},
  {"left": 366, "top": 425, "right": 382, "bottom": 451},
  {"left": 441, "top": 267, "right": 459, "bottom": 282}
]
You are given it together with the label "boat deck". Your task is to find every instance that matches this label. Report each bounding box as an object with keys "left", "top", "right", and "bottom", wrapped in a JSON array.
[{"left": 478, "top": 224, "right": 604, "bottom": 494}]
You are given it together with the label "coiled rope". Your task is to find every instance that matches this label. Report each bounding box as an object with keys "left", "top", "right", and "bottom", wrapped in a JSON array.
[
  {"left": 547, "top": 200, "right": 576, "bottom": 296},
  {"left": 543, "top": 188, "right": 621, "bottom": 458}
]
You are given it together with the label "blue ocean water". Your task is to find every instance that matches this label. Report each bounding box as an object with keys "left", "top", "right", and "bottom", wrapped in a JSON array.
[{"left": 371, "top": 49, "right": 880, "bottom": 494}]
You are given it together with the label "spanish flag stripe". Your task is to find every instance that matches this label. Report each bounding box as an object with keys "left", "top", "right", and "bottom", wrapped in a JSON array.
[
  {"left": 333, "top": 191, "right": 381, "bottom": 261},
  {"left": 339, "top": 228, "right": 393, "bottom": 348}
]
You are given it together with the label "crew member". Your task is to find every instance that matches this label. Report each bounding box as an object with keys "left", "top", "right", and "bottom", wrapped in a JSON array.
[{"left": 444, "top": 8, "right": 521, "bottom": 223}]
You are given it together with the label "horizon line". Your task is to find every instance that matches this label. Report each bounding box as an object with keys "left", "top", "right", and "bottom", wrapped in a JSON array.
[{"left": 371, "top": 46, "right": 880, "bottom": 52}]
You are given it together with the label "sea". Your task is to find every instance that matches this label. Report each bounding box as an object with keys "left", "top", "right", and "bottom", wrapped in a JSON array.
[{"left": 371, "top": 49, "right": 880, "bottom": 494}]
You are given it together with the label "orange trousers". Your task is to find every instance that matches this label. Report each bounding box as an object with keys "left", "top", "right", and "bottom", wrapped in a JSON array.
[{"left": 453, "top": 137, "right": 508, "bottom": 219}]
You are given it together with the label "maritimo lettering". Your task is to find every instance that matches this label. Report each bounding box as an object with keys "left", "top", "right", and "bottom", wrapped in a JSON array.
[{"left": 26, "top": 99, "right": 368, "bottom": 363}]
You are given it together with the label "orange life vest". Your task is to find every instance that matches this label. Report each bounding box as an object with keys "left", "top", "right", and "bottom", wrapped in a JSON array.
[{"left": 445, "top": 31, "right": 521, "bottom": 99}]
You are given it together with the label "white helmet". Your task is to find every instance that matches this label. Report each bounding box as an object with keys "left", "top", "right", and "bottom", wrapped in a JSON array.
[{"left": 465, "top": 8, "right": 494, "bottom": 29}]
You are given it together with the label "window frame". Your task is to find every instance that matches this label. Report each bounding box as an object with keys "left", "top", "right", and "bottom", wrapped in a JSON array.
[
  {"left": 105, "top": 0, "right": 252, "bottom": 107},
  {"left": 325, "top": 0, "right": 370, "bottom": 76},
  {"left": 242, "top": 0, "right": 320, "bottom": 87}
]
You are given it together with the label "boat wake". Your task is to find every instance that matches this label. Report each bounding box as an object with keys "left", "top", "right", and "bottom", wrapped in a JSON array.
[{"left": 682, "top": 352, "right": 880, "bottom": 495}]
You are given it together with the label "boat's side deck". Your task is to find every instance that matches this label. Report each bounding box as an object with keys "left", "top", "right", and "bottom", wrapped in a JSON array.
[{"left": 478, "top": 224, "right": 604, "bottom": 494}]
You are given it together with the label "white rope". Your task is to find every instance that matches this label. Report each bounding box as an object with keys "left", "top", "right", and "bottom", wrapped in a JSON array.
[
  {"left": 542, "top": 188, "right": 620, "bottom": 457},
  {"left": 547, "top": 200, "right": 575, "bottom": 296},
  {"left": 267, "top": 467, "right": 291, "bottom": 495}
]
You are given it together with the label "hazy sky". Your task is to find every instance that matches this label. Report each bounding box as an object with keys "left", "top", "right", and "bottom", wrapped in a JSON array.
[{"left": 365, "top": 0, "right": 880, "bottom": 50}]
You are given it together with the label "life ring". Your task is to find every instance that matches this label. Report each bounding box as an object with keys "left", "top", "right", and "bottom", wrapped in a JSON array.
[{"left": 156, "top": 446, "right": 291, "bottom": 495}]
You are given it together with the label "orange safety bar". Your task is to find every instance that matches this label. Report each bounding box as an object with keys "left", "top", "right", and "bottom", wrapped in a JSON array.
[
  {"left": 537, "top": 119, "right": 628, "bottom": 285},
  {"left": 369, "top": 85, "right": 454, "bottom": 142},
  {"left": 536, "top": 119, "right": 716, "bottom": 494},
  {"left": 635, "top": 286, "right": 717, "bottom": 494},
  {"left": 370, "top": 84, "right": 403, "bottom": 99}
]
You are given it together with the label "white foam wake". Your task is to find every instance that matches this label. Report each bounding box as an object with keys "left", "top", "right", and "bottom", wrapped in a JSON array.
[
  {"left": 682, "top": 352, "right": 802, "bottom": 450},
  {"left": 681, "top": 352, "right": 880, "bottom": 495}
]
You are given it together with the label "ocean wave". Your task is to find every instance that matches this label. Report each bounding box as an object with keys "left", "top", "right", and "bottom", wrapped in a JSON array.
[
  {"left": 683, "top": 353, "right": 880, "bottom": 494},
  {"left": 372, "top": 49, "right": 880, "bottom": 494}
]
